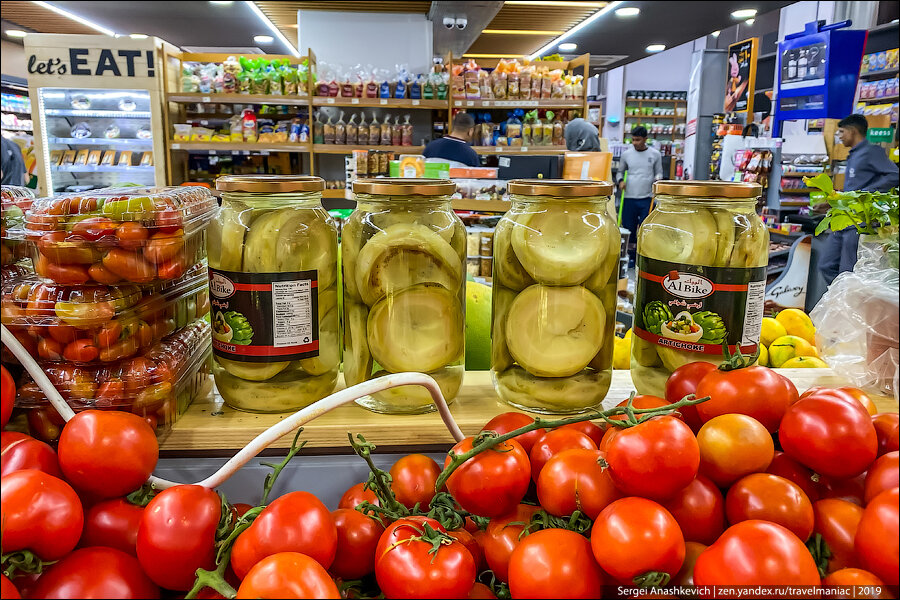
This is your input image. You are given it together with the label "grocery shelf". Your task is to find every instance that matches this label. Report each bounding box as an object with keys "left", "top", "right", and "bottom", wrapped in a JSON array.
[
  {"left": 625, "top": 115, "right": 679, "bottom": 119},
  {"left": 313, "top": 144, "right": 423, "bottom": 154},
  {"left": 53, "top": 165, "right": 155, "bottom": 173},
  {"left": 44, "top": 108, "right": 152, "bottom": 119},
  {"left": 860, "top": 67, "right": 899, "bottom": 79},
  {"left": 451, "top": 99, "right": 584, "bottom": 109},
  {"left": 1, "top": 108, "right": 31, "bottom": 115},
  {"left": 312, "top": 97, "right": 447, "bottom": 109},
  {"left": 473, "top": 145, "right": 568, "bottom": 155},
  {"left": 452, "top": 198, "right": 511, "bottom": 212},
  {"left": 781, "top": 172, "right": 823, "bottom": 178},
  {"left": 860, "top": 94, "right": 899, "bottom": 103},
  {"left": 169, "top": 142, "right": 311, "bottom": 153},
  {"left": 167, "top": 93, "right": 310, "bottom": 106},
  {"left": 2, "top": 126, "right": 32, "bottom": 132},
  {"left": 48, "top": 137, "right": 153, "bottom": 146},
  {"left": 159, "top": 369, "right": 863, "bottom": 453}
]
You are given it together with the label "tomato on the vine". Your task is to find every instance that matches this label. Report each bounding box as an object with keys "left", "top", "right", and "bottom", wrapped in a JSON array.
[
  {"left": 820, "top": 473, "right": 867, "bottom": 506},
  {"left": 536, "top": 448, "right": 621, "bottom": 519},
  {"left": 236, "top": 552, "right": 340, "bottom": 599},
  {"left": 608, "top": 395, "right": 674, "bottom": 423},
  {"left": 483, "top": 504, "right": 541, "bottom": 582},
  {"left": 529, "top": 428, "right": 596, "bottom": 483},
  {"left": 556, "top": 420, "right": 605, "bottom": 447},
  {"left": 802, "top": 386, "right": 878, "bottom": 416},
  {"left": 1, "top": 431, "right": 61, "bottom": 477},
  {"left": 872, "top": 413, "right": 900, "bottom": 456},
  {"left": 864, "top": 451, "right": 899, "bottom": 505},
  {"left": 725, "top": 473, "right": 814, "bottom": 541},
  {"left": 481, "top": 412, "right": 545, "bottom": 454},
  {"left": 697, "top": 413, "right": 774, "bottom": 487},
  {"left": 696, "top": 366, "right": 798, "bottom": 432},
  {"left": 0, "top": 575, "right": 20, "bottom": 600},
  {"left": 28, "top": 547, "right": 159, "bottom": 600},
  {"left": 1, "top": 364, "right": 14, "bottom": 427},
  {"left": 662, "top": 475, "right": 725, "bottom": 545},
  {"left": 468, "top": 583, "right": 496, "bottom": 599},
  {"left": 338, "top": 482, "right": 379, "bottom": 510},
  {"left": 855, "top": 487, "right": 899, "bottom": 585},
  {"left": 80, "top": 497, "right": 145, "bottom": 556},
  {"left": 508, "top": 529, "right": 605, "bottom": 599},
  {"left": 665, "top": 361, "right": 717, "bottom": 431},
  {"left": 812, "top": 498, "right": 863, "bottom": 573},
  {"left": 766, "top": 451, "right": 820, "bottom": 502},
  {"left": 445, "top": 436, "right": 531, "bottom": 518},
  {"left": 389, "top": 454, "right": 442, "bottom": 510},
  {"left": 448, "top": 527, "right": 485, "bottom": 573},
  {"left": 329, "top": 508, "right": 384, "bottom": 580}
]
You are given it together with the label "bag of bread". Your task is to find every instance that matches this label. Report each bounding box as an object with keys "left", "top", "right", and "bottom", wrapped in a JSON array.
[
  {"left": 323, "top": 116, "right": 335, "bottom": 144},
  {"left": 492, "top": 61, "right": 508, "bottom": 99},
  {"left": 541, "top": 111, "right": 554, "bottom": 145},
  {"left": 466, "top": 69, "right": 481, "bottom": 99},
  {"left": 346, "top": 113, "right": 358, "bottom": 145},
  {"left": 380, "top": 115, "right": 392, "bottom": 145},
  {"left": 479, "top": 69, "right": 492, "bottom": 99},
  {"left": 573, "top": 75, "right": 584, "bottom": 99},
  {"left": 550, "top": 70, "right": 565, "bottom": 98},
  {"left": 358, "top": 113, "right": 370, "bottom": 144},
  {"left": 368, "top": 113, "right": 380, "bottom": 145},
  {"left": 451, "top": 64, "right": 465, "bottom": 99},
  {"left": 391, "top": 115, "right": 402, "bottom": 146},
  {"left": 401, "top": 114, "right": 413, "bottom": 146},
  {"left": 520, "top": 65, "right": 533, "bottom": 100}
]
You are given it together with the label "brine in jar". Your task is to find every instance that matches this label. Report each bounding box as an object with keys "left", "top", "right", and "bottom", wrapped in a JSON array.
[
  {"left": 492, "top": 180, "right": 619, "bottom": 413},
  {"left": 209, "top": 176, "right": 339, "bottom": 412}
]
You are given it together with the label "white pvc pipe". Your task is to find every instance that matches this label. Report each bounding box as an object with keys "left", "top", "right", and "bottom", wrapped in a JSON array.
[{"left": 2, "top": 324, "right": 76, "bottom": 421}]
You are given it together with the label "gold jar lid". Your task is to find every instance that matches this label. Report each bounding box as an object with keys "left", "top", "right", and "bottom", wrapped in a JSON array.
[
  {"left": 653, "top": 180, "right": 762, "bottom": 199},
  {"left": 352, "top": 178, "right": 457, "bottom": 196},
  {"left": 508, "top": 179, "right": 615, "bottom": 197},
  {"left": 216, "top": 175, "right": 325, "bottom": 193}
]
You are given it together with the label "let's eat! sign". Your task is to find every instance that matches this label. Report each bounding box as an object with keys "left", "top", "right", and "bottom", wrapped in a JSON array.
[{"left": 23, "top": 34, "right": 161, "bottom": 88}]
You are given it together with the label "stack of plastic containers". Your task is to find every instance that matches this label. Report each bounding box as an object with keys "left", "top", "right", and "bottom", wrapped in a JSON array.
[
  {"left": 4, "top": 186, "right": 217, "bottom": 440},
  {"left": 1, "top": 185, "right": 35, "bottom": 283}
]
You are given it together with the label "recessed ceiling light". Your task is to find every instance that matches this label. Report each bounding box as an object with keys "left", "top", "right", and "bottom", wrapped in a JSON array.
[
  {"left": 559, "top": 42, "right": 577, "bottom": 52},
  {"left": 745, "top": 18, "right": 755, "bottom": 25},
  {"left": 210, "top": 1, "right": 234, "bottom": 4},
  {"left": 129, "top": 33, "right": 148, "bottom": 39},
  {"left": 5, "top": 29, "right": 28, "bottom": 38},
  {"left": 253, "top": 35, "right": 274, "bottom": 43},
  {"left": 731, "top": 8, "right": 758, "bottom": 19},
  {"left": 711, "top": 30, "right": 721, "bottom": 37},
  {"left": 528, "top": 1, "right": 623, "bottom": 60},
  {"left": 246, "top": 1, "right": 300, "bottom": 57},
  {"left": 615, "top": 7, "right": 640, "bottom": 17},
  {"left": 646, "top": 44, "right": 666, "bottom": 53}
]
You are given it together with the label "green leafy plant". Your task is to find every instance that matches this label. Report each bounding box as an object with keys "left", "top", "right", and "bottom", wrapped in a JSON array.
[{"left": 805, "top": 173, "right": 898, "bottom": 236}]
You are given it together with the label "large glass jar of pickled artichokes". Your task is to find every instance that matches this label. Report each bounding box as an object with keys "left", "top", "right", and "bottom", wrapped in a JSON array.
[
  {"left": 492, "top": 180, "right": 619, "bottom": 414},
  {"left": 208, "top": 176, "right": 339, "bottom": 413},
  {"left": 345, "top": 178, "right": 465, "bottom": 414},
  {"left": 632, "top": 181, "right": 768, "bottom": 397}
]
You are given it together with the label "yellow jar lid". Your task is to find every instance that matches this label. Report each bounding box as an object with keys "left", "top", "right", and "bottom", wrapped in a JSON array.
[
  {"left": 216, "top": 175, "right": 325, "bottom": 193},
  {"left": 352, "top": 178, "right": 457, "bottom": 196},
  {"left": 508, "top": 179, "right": 614, "bottom": 197},
  {"left": 653, "top": 180, "right": 762, "bottom": 198}
]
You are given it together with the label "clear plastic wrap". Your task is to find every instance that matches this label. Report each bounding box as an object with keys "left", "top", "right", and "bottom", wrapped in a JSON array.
[
  {"left": 1, "top": 185, "right": 34, "bottom": 266},
  {"left": 810, "top": 236, "right": 899, "bottom": 399}
]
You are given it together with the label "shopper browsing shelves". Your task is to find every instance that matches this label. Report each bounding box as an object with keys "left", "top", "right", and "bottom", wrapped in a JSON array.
[
  {"left": 423, "top": 112, "right": 480, "bottom": 167},
  {"left": 617, "top": 126, "right": 663, "bottom": 265}
]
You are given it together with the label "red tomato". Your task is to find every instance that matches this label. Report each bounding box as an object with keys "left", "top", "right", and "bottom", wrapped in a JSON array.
[
  {"left": 780, "top": 395, "right": 878, "bottom": 479},
  {"left": 865, "top": 452, "right": 899, "bottom": 505},
  {"left": 0, "top": 470, "right": 83, "bottom": 560},
  {"left": 481, "top": 412, "right": 545, "bottom": 454},
  {"left": 389, "top": 454, "right": 442, "bottom": 510},
  {"left": 1, "top": 431, "right": 61, "bottom": 477},
  {"left": 670, "top": 541, "right": 707, "bottom": 588},
  {"left": 231, "top": 491, "right": 337, "bottom": 579},
  {"left": 136, "top": 484, "right": 220, "bottom": 591},
  {"left": 115, "top": 222, "right": 149, "bottom": 250},
  {"left": 26, "top": 408, "right": 63, "bottom": 442},
  {"left": 233, "top": 503, "right": 253, "bottom": 518},
  {"left": 813, "top": 498, "right": 863, "bottom": 573},
  {"left": 590, "top": 497, "right": 685, "bottom": 583},
  {"left": 0, "top": 575, "right": 20, "bottom": 600},
  {"left": 155, "top": 207, "right": 183, "bottom": 234},
  {"left": 529, "top": 428, "right": 596, "bottom": 483},
  {"left": 236, "top": 552, "right": 340, "bottom": 599},
  {"left": 483, "top": 504, "right": 541, "bottom": 582},
  {"left": 58, "top": 410, "right": 158, "bottom": 499},
  {"left": 696, "top": 366, "right": 798, "bottom": 432},
  {"left": 665, "top": 361, "right": 717, "bottom": 431},
  {"left": 48, "top": 323, "right": 78, "bottom": 344},
  {"left": 80, "top": 497, "right": 144, "bottom": 556},
  {"left": 803, "top": 387, "right": 879, "bottom": 416},
  {"left": 725, "top": 473, "right": 815, "bottom": 541},
  {"left": 508, "top": 529, "right": 605, "bottom": 599},
  {"left": 37, "top": 336, "right": 63, "bottom": 360},
  {"left": 330, "top": 508, "right": 384, "bottom": 580},
  {"left": 375, "top": 517, "right": 475, "bottom": 599},
  {"left": 536, "top": 448, "right": 621, "bottom": 519},
  {"left": 608, "top": 395, "right": 674, "bottom": 423},
  {"left": 44, "top": 262, "right": 91, "bottom": 285},
  {"left": 822, "top": 568, "right": 891, "bottom": 598},
  {"left": 156, "top": 258, "right": 185, "bottom": 280},
  {"left": 855, "top": 487, "right": 899, "bottom": 585},
  {"left": 468, "top": 583, "right": 496, "bottom": 599},
  {"left": 88, "top": 263, "right": 122, "bottom": 284},
  {"left": 143, "top": 231, "right": 184, "bottom": 264},
  {"left": 449, "top": 527, "right": 484, "bottom": 573},
  {"left": 62, "top": 338, "right": 99, "bottom": 362},
  {"left": 70, "top": 217, "right": 117, "bottom": 242},
  {"left": 556, "top": 420, "right": 605, "bottom": 447},
  {"left": 338, "top": 481, "right": 379, "bottom": 510},
  {"left": 766, "top": 451, "right": 820, "bottom": 502},
  {"left": 28, "top": 547, "right": 159, "bottom": 599},
  {"left": 821, "top": 473, "right": 867, "bottom": 506},
  {"left": 598, "top": 426, "right": 619, "bottom": 452},
  {"left": 872, "top": 413, "right": 900, "bottom": 456},
  {"left": 606, "top": 415, "right": 699, "bottom": 500},
  {"left": 102, "top": 249, "right": 156, "bottom": 283},
  {"left": 1, "top": 365, "right": 14, "bottom": 427},
  {"left": 662, "top": 475, "right": 725, "bottom": 545},
  {"left": 445, "top": 436, "right": 531, "bottom": 518}
]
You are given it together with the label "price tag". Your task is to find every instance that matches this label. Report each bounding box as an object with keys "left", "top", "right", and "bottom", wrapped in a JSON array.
[
  {"left": 466, "top": 101, "right": 474, "bottom": 107},
  {"left": 171, "top": 144, "right": 181, "bottom": 150},
  {"left": 242, "top": 151, "right": 250, "bottom": 156},
  {"left": 200, "top": 120, "right": 209, "bottom": 126},
  {"left": 521, "top": 147, "right": 528, "bottom": 152},
  {"left": 412, "top": 99, "right": 420, "bottom": 106},
  {"left": 261, "top": 151, "right": 270, "bottom": 156},
  {"left": 499, "top": 157, "right": 511, "bottom": 167},
  {"left": 495, "top": 146, "right": 503, "bottom": 152},
  {"left": 327, "top": 98, "right": 335, "bottom": 104},
  {"left": 380, "top": 99, "right": 388, "bottom": 105},
  {"left": 482, "top": 101, "right": 491, "bottom": 106},
  {"left": 351, "top": 98, "right": 360, "bottom": 104},
  {"left": 454, "top": 101, "right": 462, "bottom": 107},
  {"left": 208, "top": 150, "right": 216, "bottom": 155},
  {"left": 202, "top": 96, "right": 211, "bottom": 103}
]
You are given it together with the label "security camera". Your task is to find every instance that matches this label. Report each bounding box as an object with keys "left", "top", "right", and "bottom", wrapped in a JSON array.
[
  {"left": 455, "top": 17, "right": 467, "bottom": 30},
  {"left": 443, "top": 17, "right": 455, "bottom": 29}
]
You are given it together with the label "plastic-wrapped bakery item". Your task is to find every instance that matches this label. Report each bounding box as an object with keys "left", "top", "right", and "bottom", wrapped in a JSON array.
[
  {"left": 1, "top": 262, "right": 210, "bottom": 365},
  {"left": 25, "top": 186, "right": 217, "bottom": 285},
  {"left": 16, "top": 320, "right": 212, "bottom": 438},
  {"left": 1, "top": 185, "right": 34, "bottom": 267}
]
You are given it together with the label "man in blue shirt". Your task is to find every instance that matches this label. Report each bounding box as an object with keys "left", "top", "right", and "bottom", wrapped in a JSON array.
[
  {"left": 818, "top": 114, "right": 899, "bottom": 284},
  {"left": 423, "top": 112, "right": 480, "bottom": 167}
]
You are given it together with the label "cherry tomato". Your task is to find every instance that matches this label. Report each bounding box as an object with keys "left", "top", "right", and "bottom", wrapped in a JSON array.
[
  {"left": 872, "top": 413, "right": 900, "bottom": 456},
  {"left": 38, "top": 336, "right": 63, "bottom": 360},
  {"left": 537, "top": 448, "right": 621, "bottom": 519},
  {"left": 2, "top": 365, "right": 15, "bottom": 427},
  {"left": 38, "top": 230, "right": 97, "bottom": 264},
  {"left": 97, "top": 321, "right": 123, "bottom": 349},
  {"left": 70, "top": 216, "right": 118, "bottom": 242},
  {"left": 330, "top": 508, "right": 384, "bottom": 580},
  {"left": 780, "top": 395, "right": 878, "bottom": 479},
  {"left": 233, "top": 503, "right": 253, "bottom": 517},
  {"left": 448, "top": 527, "right": 484, "bottom": 573},
  {"left": 88, "top": 263, "right": 122, "bottom": 284},
  {"left": 662, "top": 475, "right": 725, "bottom": 545},
  {"left": 694, "top": 520, "right": 820, "bottom": 587},
  {"left": 62, "top": 338, "right": 99, "bottom": 363},
  {"left": 822, "top": 568, "right": 891, "bottom": 598},
  {"left": 0, "top": 575, "right": 20, "bottom": 600},
  {"left": 102, "top": 249, "right": 156, "bottom": 283},
  {"left": 157, "top": 258, "right": 185, "bottom": 280},
  {"left": 1, "top": 431, "right": 61, "bottom": 477},
  {"left": 766, "top": 451, "right": 821, "bottom": 502},
  {"left": 481, "top": 413, "right": 546, "bottom": 454},
  {"left": 28, "top": 547, "right": 159, "bottom": 600},
  {"left": 665, "top": 361, "right": 717, "bottom": 431},
  {"left": 338, "top": 481, "right": 379, "bottom": 510},
  {"left": 80, "top": 497, "right": 144, "bottom": 556},
  {"left": 725, "top": 473, "right": 815, "bottom": 541},
  {"left": 136, "top": 484, "right": 220, "bottom": 591},
  {"left": 483, "top": 504, "right": 541, "bottom": 582},
  {"left": 0, "top": 470, "right": 83, "bottom": 560},
  {"left": 143, "top": 230, "right": 184, "bottom": 264},
  {"left": 696, "top": 366, "right": 798, "bottom": 432},
  {"left": 445, "top": 436, "right": 531, "bottom": 518},
  {"left": 155, "top": 207, "right": 183, "bottom": 234},
  {"left": 812, "top": 498, "right": 863, "bottom": 573},
  {"left": 606, "top": 415, "right": 699, "bottom": 500},
  {"left": 697, "top": 413, "right": 774, "bottom": 487},
  {"left": 389, "top": 454, "right": 442, "bottom": 510},
  {"left": 865, "top": 452, "right": 899, "bottom": 505},
  {"left": 468, "top": 583, "right": 496, "bottom": 599},
  {"left": 58, "top": 410, "right": 158, "bottom": 499},
  {"left": 26, "top": 407, "right": 63, "bottom": 442},
  {"left": 590, "top": 497, "right": 685, "bottom": 583},
  {"left": 123, "top": 357, "right": 154, "bottom": 392},
  {"left": 529, "top": 428, "right": 596, "bottom": 483},
  {"left": 44, "top": 262, "right": 91, "bottom": 285},
  {"left": 48, "top": 323, "right": 79, "bottom": 344},
  {"left": 855, "top": 487, "right": 899, "bottom": 585},
  {"left": 231, "top": 491, "right": 337, "bottom": 579},
  {"left": 236, "top": 552, "right": 341, "bottom": 599},
  {"left": 556, "top": 420, "right": 605, "bottom": 447},
  {"left": 115, "top": 222, "right": 149, "bottom": 250},
  {"left": 671, "top": 541, "right": 707, "bottom": 588},
  {"left": 508, "top": 529, "right": 605, "bottom": 599}
]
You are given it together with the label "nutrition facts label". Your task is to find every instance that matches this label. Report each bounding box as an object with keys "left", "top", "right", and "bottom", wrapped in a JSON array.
[
  {"left": 271, "top": 279, "right": 313, "bottom": 348},
  {"left": 742, "top": 279, "right": 766, "bottom": 346}
]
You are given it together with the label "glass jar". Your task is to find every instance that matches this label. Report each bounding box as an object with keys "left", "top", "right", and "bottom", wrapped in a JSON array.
[
  {"left": 209, "top": 176, "right": 339, "bottom": 413},
  {"left": 345, "top": 178, "right": 465, "bottom": 414},
  {"left": 492, "top": 180, "right": 619, "bottom": 414},
  {"left": 631, "top": 181, "right": 767, "bottom": 397}
]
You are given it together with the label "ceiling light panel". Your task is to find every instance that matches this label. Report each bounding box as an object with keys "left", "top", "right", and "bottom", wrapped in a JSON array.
[{"left": 31, "top": 1, "right": 117, "bottom": 36}]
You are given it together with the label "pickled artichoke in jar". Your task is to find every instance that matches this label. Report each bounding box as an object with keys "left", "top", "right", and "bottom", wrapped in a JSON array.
[
  {"left": 631, "top": 181, "right": 767, "bottom": 397},
  {"left": 344, "top": 179, "right": 465, "bottom": 414},
  {"left": 209, "top": 176, "right": 339, "bottom": 413},
  {"left": 491, "top": 180, "right": 619, "bottom": 414}
]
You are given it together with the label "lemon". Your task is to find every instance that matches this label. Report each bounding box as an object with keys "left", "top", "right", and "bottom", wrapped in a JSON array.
[
  {"left": 775, "top": 308, "right": 816, "bottom": 346},
  {"left": 760, "top": 317, "right": 787, "bottom": 347},
  {"left": 768, "top": 335, "right": 819, "bottom": 368},
  {"left": 781, "top": 356, "right": 828, "bottom": 368},
  {"left": 758, "top": 343, "right": 769, "bottom": 367}
]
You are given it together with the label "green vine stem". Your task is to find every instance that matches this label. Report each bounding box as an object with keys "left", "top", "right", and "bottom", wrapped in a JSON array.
[
  {"left": 718, "top": 341, "right": 761, "bottom": 371},
  {"left": 259, "top": 428, "right": 307, "bottom": 505},
  {"left": 806, "top": 533, "right": 833, "bottom": 578},
  {"left": 1, "top": 550, "right": 55, "bottom": 579},
  {"left": 348, "top": 433, "right": 410, "bottom": 518}
]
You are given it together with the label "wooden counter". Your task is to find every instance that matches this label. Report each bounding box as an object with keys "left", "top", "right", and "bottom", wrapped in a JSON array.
[{"left": 160, "top": 369, "right": 897, "bottom": 454}]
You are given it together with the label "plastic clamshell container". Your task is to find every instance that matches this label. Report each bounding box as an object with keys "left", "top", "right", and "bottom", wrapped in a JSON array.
[
  {"left": 16, "top": 319, "right": 212, "bottom": 436},
  {"left": 2, "top": 185, "right": 35, "bottom": 266},
  {"left": 1, "top": 263, "right": 32, "bottom": 285},
  {"left": 2, "top": 262, "right": 210, "bottom": 364},
  {"left": 24, "top": 185, "right": 216, "bottom": 285}
]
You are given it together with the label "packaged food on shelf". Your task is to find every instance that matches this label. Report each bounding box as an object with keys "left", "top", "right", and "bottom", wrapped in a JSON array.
[
  {"left": 181, "top": 56, "right": 311, "bottom": 97},
  {"left": 25, "top": 186, "right": 217, "bottom": 286},
  {"left": 1, "top": 262, "right": 209, "bottom": 365},
  {"left": 16, "top": 320, "right": 212, "bottom": 438},
  {"left": 2, "top": 185, "right": 34, "bottom": 267}
]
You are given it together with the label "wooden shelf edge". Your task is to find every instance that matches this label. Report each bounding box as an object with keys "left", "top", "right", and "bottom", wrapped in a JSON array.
[
  {"left": 169, "top": 142, "right": 311, "bottom": 153},
  {"left": 312, "top": 97, "right": 447, "bottom": 109},
  {"left": 167, "top": 93, "right": 310, "bottom": 106},
  {"left": 473, "top": 146, "right": 568, "bottom": 155},
  {"left": 313, "top": 144, "right": 424, "bottom": 154}
]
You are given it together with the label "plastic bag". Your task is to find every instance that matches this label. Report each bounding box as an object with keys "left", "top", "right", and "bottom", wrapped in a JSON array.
[{"left": 811, "top": 236, "right": 899, "bottom": 399}]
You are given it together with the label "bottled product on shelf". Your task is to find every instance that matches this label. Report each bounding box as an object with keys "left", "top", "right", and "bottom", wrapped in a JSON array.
[
  {"left": 1, "top": 185, "right": 34, "bottom": 267},
  {"left": 313, "top": 111, "right": 413, "bottom": 146}
]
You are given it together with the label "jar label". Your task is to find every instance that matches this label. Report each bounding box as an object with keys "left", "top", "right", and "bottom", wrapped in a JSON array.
[
  {"left": 634, "top": 256, "right": 765, "bottom": 356},
  {"left": 209, "top": 268, "right": 319, "bottom": 362}
]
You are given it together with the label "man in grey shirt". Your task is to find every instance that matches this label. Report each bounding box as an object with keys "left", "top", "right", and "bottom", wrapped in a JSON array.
[
  {"left": 617, "top": 126, "right": 663, "bottom": 265},
  {"left": 819, "top": 114, "right": 899, "bottom": 284}
]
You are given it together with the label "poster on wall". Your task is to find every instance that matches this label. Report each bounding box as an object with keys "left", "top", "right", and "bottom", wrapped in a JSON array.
[
  {"left": 780, "top": 41, "right": 826, "bottom": 89},
  {"left": 725, "top": 38, "right": 758, "bottom": 114}
]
